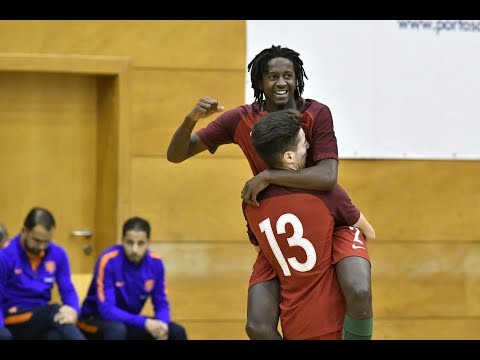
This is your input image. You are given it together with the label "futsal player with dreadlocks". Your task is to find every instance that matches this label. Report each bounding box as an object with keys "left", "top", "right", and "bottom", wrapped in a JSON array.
[{"left": 167, "top": 45, "right": 374, "bottom": 340}]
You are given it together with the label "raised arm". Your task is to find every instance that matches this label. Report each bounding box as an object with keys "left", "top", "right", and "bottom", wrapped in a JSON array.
[
  {"left": 167, "top": 96, "right": 224, "bottom": 163},
  {"left": 241, "top": 158, "right": 338, "bottom": 206}
]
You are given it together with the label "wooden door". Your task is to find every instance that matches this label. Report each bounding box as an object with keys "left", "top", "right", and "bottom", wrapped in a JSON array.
[{"left": 0, "top": 72, "right": 98, "bottom": 272}]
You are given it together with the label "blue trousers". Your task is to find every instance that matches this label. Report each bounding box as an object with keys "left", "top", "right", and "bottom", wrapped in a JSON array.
[
  {"left": 4, "top": 303, "right": 86, "bottom": 340},
  {"left": 78, "top": 315, "right": 188, "bottom": 340}
]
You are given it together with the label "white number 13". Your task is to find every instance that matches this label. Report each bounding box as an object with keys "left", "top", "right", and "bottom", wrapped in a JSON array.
[{"left": 259, "top": 213, "right": 316, "bottom": 276}]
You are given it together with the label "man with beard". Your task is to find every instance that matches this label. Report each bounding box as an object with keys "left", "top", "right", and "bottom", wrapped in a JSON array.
[
  {"left": 0, "top": 207, "right": 85, "bottom": 340},
  {"left": 77, "top": 216, "right": 188, "bottom": 340}
]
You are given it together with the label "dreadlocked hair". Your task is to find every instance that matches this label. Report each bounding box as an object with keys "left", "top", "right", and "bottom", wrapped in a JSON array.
[{"left": 247, "top": 45, "right": 308, "bottom": 103}]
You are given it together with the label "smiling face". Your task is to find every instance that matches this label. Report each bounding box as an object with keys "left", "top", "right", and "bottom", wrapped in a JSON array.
[{"left": 260, "top": 57, "right": 297, "bottom": 112}]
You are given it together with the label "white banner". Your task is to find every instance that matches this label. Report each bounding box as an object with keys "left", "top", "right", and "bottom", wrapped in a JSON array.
[{"left": 246, "top": 20, "right": 480, "bottom": 160}]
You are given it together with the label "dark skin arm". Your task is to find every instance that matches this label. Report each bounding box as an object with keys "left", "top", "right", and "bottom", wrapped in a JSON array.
[
  {"left": 167, "top": 123, "right": 208, "bottom": 163},
  {"left": 241, "top": 158, "right": 338, "bottom": 206},
  {"left": 166, "top": 96, "right": 224, "bottom": 163}
]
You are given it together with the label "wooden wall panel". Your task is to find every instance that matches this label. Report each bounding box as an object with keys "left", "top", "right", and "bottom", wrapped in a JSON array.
[
  {"left": 370, "top": 243, "right": 480, "bottom": 317},
  {"left": 0, "top": 20, "right": 245, "bottom": 70},
  {"left": 339, "top": 160, "right": 480, "bottom": 241},
  {"left": 374, "top": 318, "right": 480, "bottom": 340},
  {"left": 150, "top": 243, "right": 254, "bottom": 321},
  {"left": 131, "top": 157, "right": 252, "bottom": 242},
  {"left": 178, "top": 320, "right": 248, "bottom": 340},
  {"left": 130, "top": 69, "right": 246, "bottom": 157}
]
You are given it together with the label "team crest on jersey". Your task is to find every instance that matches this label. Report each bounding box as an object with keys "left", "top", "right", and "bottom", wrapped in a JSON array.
[
  {"left": 45, "top": 261, "right": 56, "bottom": 274},
  {"left": 144, "top": 279, "right": 154, "bottom": 292}
]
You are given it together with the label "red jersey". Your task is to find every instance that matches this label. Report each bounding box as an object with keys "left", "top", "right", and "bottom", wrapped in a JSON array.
[
  {"left": 242, "top": 185, "right": 360, "bottom": 340},
  {"left": 195, "top": 98, "right": 338, "bottom": 175}
]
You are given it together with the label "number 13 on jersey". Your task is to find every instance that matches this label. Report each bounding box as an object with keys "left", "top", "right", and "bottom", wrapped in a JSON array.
[{"left": 258, "top": 213, "right": 316, "bottom": 276}]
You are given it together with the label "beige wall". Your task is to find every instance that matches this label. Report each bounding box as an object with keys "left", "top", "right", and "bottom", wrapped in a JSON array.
[{"left": 1, "top": 20, "right": 479, "bottom": 339}]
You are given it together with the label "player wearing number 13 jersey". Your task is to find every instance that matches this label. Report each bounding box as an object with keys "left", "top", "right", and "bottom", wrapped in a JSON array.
[
  {"left": 243, "top": 186, "right": 364, "bottom": 339},
  {"left": 243, "top": 108, "right": 374, "bottom": 340},
  {"left": 167, "top": 46, "right": 374, "bottom": 340}
]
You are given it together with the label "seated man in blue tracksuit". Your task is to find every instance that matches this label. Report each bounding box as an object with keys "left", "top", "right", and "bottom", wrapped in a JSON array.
[
  {"left": 78, "top": 216, "right": 187, "bottom": 340},
  {"left": 0, "top": 207, "right": 85, "bottom": 340}
]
